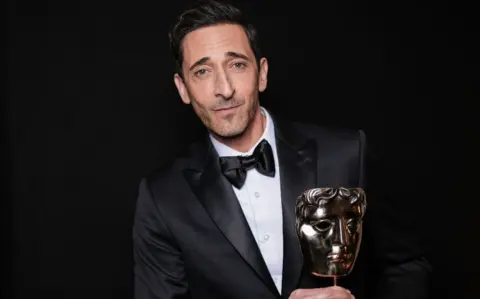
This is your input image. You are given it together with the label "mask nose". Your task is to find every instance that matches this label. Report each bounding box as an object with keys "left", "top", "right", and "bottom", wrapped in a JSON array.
[{"left": 331, "top": 218, "right": 349, "bottom": 248}]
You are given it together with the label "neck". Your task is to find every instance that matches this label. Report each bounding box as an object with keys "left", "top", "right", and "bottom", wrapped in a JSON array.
[{"left": 213, "top": 107, "right": 265, "bottom": 153}]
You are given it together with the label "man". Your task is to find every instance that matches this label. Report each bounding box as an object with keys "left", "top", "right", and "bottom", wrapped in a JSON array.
[{"left": 132, "top": 1, "right": 432, "bottom": 298}]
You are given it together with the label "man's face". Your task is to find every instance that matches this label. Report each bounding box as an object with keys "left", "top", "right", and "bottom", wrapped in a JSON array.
[
  {"left": 298, "top": 194, "right": 365, "bottom": 277},
  {"left": 174, "top": 23, "right": 268, "bottom": 138}
]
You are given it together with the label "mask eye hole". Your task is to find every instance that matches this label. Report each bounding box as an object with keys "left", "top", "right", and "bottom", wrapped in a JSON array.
[
  {"left": 313, "top": 219, "right": 332, "bottom": 232},
  {"left": 347, "top": 219, "right": 359, "bottom": 232}
]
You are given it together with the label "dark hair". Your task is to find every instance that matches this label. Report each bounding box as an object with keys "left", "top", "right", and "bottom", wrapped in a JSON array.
[{"left": 169, "top": 0, "right": 262, "bottom": 78}]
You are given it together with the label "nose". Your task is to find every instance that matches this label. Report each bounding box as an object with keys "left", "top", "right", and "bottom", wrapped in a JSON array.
[
  {"left": 331, "top": 218, "right": 349, "bottom": 247},
  {"left": 214, "top": 70, "right": 234, "bottom": 99}
]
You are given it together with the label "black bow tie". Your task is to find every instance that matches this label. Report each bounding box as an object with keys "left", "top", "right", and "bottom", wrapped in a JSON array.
[{"left": 219, "top": 139, "right": 276, "bottom": 189}]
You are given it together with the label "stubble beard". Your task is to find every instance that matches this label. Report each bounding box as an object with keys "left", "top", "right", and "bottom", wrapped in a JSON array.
[{"left": 192, "top": 96, "right": 259, "bottom": 140}]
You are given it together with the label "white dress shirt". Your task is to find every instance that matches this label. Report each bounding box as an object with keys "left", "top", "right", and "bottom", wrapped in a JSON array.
[{"left": 209, "top": 107, "right": 284, "bottom": 294}]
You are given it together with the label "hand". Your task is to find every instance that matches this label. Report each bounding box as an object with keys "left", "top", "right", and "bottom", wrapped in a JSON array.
[{"left": 289, "top": 286, "right": 355, "bottom": 299}]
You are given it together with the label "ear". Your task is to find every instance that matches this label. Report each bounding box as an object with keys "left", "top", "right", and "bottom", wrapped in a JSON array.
[
  {"left": 258, "top": 57, "right": 268, "bottom": 92},
  {"left": 174, "top": 73, "right": 191, "bottom": 104}
]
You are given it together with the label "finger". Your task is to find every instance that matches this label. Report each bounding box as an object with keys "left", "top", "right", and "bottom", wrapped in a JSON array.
[
  {"left": 289, "top": 288, "right": 318, "bottom": 298},
  {"left": 330, "top": 286, "right": 354, "bottom": 298},
  {"left": 290, "top": 288, "right": 329, "bottom": 298},
  {"left": 331, "top": 286, "right": 351, "bottom": 293},
  {"left": 289, "top": 287, "right": 353, "bottom": 299},
  {"left": 314, "top": 287, "right": 353, "bottom": 299}
]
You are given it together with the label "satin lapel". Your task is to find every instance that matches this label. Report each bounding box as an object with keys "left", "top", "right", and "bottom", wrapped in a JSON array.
[
  {"left": 184, "top": 139, "right": 278, "bottom": 296},
  {"left": 273, "top": 118, "right": 318, "bottom": 298}
]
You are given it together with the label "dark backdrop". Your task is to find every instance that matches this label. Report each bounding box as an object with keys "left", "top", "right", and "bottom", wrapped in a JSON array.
[{"left": 6, "top": 0, "right": 477, "bottom": 298}]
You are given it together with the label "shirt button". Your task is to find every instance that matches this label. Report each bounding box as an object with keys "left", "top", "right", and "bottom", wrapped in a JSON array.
[
  {"left": 254, "top": 192, "right": 260, "bottom": 198},
  {"left": 264, "top": 235, "right": 270, "bottom": 241}
]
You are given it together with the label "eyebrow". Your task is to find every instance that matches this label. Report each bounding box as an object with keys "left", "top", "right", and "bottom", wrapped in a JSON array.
[{"left": 188, "top": 51, "right": 250, "bottom": 71}]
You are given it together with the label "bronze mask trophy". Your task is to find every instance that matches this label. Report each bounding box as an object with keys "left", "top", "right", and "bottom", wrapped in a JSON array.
[{"left": 295, "top": 187, "right": 366, "bottom": 286}]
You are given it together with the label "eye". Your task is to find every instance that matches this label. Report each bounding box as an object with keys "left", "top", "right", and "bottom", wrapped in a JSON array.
[
  {"left": 347, "top": 219, "right": 358, "bottom": 231},
  {"left": 313, "top": 219, "right": 332, "bottom": 232},
  {"left": 232, "top": 62, "right": 247, "bottom": 69},
  {"left": 194, "top": 69, "right": 208, "bottom": 77}
]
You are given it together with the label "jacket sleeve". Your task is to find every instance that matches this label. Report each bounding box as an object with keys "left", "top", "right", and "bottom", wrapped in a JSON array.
[
  {"left": 132, "top": 178, "right": 189, "bottom": 299},
  {"left": 359, "top": 130, "right": 432, "bottom": 299}
]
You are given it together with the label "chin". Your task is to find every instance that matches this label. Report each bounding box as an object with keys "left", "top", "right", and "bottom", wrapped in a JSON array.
[
  {"left": 213, "top": 126, "right": 246, "bottom": 139},
  {"left": 212, "top": 117, "right": 250, "bottom": 138}
]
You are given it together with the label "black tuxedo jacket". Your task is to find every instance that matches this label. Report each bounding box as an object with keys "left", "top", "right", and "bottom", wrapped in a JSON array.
[{"left": 132, "top": 115, "right": 431, "bottom": 299}]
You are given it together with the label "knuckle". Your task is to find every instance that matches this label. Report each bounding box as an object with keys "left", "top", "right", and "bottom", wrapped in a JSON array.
[
  {"left": 326, "top": 288, "right": 335, "bottom": 295},
  {"left": 290, "top": 289, "right": 302, "bottom": 297}
]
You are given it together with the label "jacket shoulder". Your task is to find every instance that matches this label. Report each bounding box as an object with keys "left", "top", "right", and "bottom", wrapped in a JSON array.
[
  {"left": 289, "top": 120, "right": 366, "bottom": 144},
  {"left": 142, "top": 139, "right": 205, "bottom": 193}
]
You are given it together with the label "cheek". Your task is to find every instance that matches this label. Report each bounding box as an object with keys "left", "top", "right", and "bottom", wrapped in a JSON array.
[
  {"left": 350, "top": 233, "right": 360, "bottom": 244},
  {"left": 232, "top": 72, "right": 258, "bottom": 97},
  {"left": 188, "top": 81, "right": 214, "bottom": 108}
]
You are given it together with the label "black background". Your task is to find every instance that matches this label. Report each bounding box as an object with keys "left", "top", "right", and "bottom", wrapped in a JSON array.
[{"left": 6, "top": 0, "right": 477, "bottom": 298}]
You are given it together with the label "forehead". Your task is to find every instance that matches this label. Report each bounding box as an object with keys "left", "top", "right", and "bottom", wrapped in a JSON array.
[
  {"left": 309, "top": 199, "right": 362, "bottom": 218},
  {"left": 181, "top": 23, "right": 253, "bottom": 63}
]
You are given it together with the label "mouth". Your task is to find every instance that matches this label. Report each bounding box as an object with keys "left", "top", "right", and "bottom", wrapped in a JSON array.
[
  {"left": 213, "top": 104, "right": 241, "bottom": 111},
  {"left": 212, "top": 104, "right": 242, "bottom": 116},
  {"left": 326, "top": 254, "right": 349, "bottom": 263}
]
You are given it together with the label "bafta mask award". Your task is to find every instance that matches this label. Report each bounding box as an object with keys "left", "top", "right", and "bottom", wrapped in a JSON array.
[{"left": 295, "top": 187, "right": 366, "bottom": 286}]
